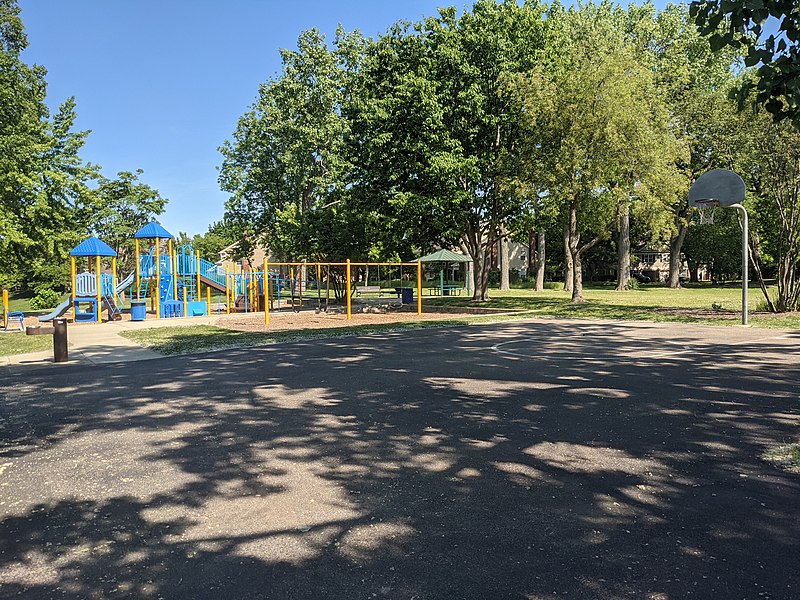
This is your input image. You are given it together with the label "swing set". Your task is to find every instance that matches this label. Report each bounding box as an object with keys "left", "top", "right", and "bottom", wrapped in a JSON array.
[{"left": 261, "top": 259, "right": 423, "bottom": 325}]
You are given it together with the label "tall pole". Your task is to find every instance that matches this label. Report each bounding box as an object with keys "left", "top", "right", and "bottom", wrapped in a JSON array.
[
  {"left": 112, "top": 257, "right": 118, "bottom": 306},
  {"left": 172, "top": 247, "right": 178, "bottom": 302},
  {"left": 417, "top": 261, "right": 422, "bottom": 315},
  {"left": 226, "top": 266, "right": 231, "bottom": 313},
  {"left": 95, "top": 255, "right": 102, "bottom": 322},
  {"left": 155, "top": 237, "right": 161, "bottom": 318},
  {"left": 264, "top": 258, "right": 270, "bottom": 325},
  {"left": 70, "top": 256, "right": 77, "bottom": 322},
  {"left": 732, "top": 203, "right": 749, "bottom": 326},
  {"left": 346, "top": 259, "right": 352, "bottom": 320},
  {"left": 196, "top": 250, "right": 201, "bottom": 302},
  {"left": 135, "top": 238, "right": 141, "bottom": 299}
]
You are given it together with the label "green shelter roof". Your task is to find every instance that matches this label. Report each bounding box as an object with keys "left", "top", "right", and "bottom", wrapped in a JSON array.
[{"left": 413, "top": 249, "right": 471, "bottom": 263}]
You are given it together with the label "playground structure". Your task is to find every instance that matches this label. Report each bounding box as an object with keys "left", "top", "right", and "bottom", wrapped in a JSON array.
[
  {"left": 29, "top": 222, "right": 428, "bottom": 325},
  {"left": 39, "top": 237, "right": 132, "bottom": 323},
  {"left": 134, "top": 222, "right": 212, "bottom": 318}
]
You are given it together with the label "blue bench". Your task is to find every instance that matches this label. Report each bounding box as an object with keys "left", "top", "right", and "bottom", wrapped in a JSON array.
[{"left": 5, "top": 312, "right": 24, "bottom": 331}]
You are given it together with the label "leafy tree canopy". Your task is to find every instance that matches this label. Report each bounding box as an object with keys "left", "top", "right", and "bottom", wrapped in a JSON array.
[{"left": 690, "top": 0, "right": 800, "bottom": 126}]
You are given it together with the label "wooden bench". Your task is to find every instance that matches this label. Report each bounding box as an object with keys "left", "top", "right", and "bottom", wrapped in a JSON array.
[{"left": 354, "top": 285, "right": 381, "bottom": 297}]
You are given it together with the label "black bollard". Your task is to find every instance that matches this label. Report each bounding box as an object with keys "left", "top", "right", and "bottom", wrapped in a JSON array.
[{"left": 53, "top": 318, "right": 68, "bottom": 363}]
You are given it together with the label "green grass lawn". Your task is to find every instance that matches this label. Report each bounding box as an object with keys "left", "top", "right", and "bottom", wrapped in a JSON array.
[
  {"left": 0, "top": 331, "right": 53, "bottom": 356},
  {"left": 428, "top": 283, "right": 800, "bottom": 328},
  {"left": 120, "top": 320, "right": 470, "bottom": 355},
  {"left": 2, "top": 291, "right": 69, "bottom": 315},
  {"left": 120, "top": 282, "right": 800, "bottom": 357}
]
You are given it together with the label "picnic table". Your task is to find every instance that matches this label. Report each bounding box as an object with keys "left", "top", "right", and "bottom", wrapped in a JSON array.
[{"left": 427, "top": 285, "right": 463, "bottom": 296}]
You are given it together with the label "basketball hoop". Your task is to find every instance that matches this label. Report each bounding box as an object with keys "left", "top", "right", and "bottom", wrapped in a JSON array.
[
  {"left": 693, "top": 198, "right": 720, "bottom": 225},
  {"left": 688, "top": 169, "right": 749, "bottom": 325}
]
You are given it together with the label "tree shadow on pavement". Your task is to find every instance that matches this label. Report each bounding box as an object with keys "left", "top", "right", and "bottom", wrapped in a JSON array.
[{"left": 0, "top": 321, "right": 798, "bottom": 599}]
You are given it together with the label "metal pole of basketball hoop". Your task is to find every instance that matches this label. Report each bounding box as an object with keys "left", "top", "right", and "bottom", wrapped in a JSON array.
[
  {"left": 689, "top": 169, "right": 749, "bottom": 326},
  {"left": 731, "top": 203, "right": 748, "bottom": 326}
]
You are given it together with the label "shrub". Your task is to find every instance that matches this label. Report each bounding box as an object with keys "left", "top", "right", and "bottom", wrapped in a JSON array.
[{"left": 30, "top": 290, "right": 63, "bottom": 310}]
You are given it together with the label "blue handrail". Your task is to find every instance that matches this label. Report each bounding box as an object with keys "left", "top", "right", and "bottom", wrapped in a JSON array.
[{"left": 199, "top": 257, "right": 227, "bottom": 288}]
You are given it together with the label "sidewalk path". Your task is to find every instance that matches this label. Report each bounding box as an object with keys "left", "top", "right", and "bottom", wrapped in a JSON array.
[{"left": 0, "top": 316, "right": 222, "bottom": 371}]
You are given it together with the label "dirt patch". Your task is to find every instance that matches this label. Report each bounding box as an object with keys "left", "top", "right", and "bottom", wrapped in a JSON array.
[{"left": 214, "top": 308, "right": 478, "bottom": 333}]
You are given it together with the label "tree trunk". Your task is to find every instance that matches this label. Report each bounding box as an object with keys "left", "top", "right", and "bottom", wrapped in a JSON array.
[
  {"left": 749, "top": 230, "right": 776, "bottom": 312},
  {"left": 499, "top": 226, "right": 510, "bottom": 291},
  {"left": 568, "top": 201, "right": 602, "bottom": 303},
  {"left": 667, "top": 212, "right": 689, "bottom": 288},
  {"left": 572, "top": 251, "right": 585, "bottom": 302},
  {"left": 462, "top": 225, "right": 492, "bottom": 302},
  {"left": 687, "top": 260, "right": 699, "bottom": 283},
  {"left": 528, "top": 230, "right": 536, "bottom": 276},
  {"left": 563, "top": 224, "right": 573, "bottom": 292},
  {"left": 568, "top": 203, "right": 584, "bottom": 302},
  {"left": 615, "top": 202, "right": 630, "bottom": 291},
  {"left": 535, "top": 229, "right": 545, "bottom": 292}
]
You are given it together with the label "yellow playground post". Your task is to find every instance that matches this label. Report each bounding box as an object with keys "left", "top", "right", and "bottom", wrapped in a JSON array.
[
  {"left": 155, "top": 236, "right": 161, "bottom": 318},
  {"left": 70, "top": 256, "right": 77, "bottom": 322},
  {"left": 112, "top": 256, "right": 118, "bottom": 306},
  {"left": 346, "top": 259, "right": 352, "bottom": 320},
  {"left": 196, "top": 250, "right": 201, "bottom": 302},
  {"left": 225, "top": 266, "right": 231, "bottom": 313},
  {"left": 134, "top": 238, "right": 140, "bottom": 298},
  {"left": 417, "top": 260, "right": 422, "bottom": 315},
  {"left": 206, "top": 286, "right": 211, "bottom": 317},
  {"left": 95, "top": 255, "right": 102, "bottom": 322},
  {"left": 2, "top": 288, "right": 8, "bottom": 329},
  {"left": 264, "top": 258, "right": 269, "bottom": 325},
  {"left": 171, "top": 246, "right": 178, "bottom": 303}
]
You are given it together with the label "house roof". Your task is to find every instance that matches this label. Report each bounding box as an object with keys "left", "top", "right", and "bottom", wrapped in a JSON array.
[
  {"left": 70, "top": 237, "right": 117, "bottom": 257},
  {"left": 134, "top": 222, "right": 173, "bottom": 239},
  {"left": 413, "top": 249, "right": 471, "bottom": 263}
]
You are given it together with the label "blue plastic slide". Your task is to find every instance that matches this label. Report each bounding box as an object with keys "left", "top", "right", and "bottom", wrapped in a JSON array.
[
  {"left": 39, "top": 272, "right": 136, "bottom": 322},
  {"left": 38, "top": 299, "right": 72, "bottom": 322}
]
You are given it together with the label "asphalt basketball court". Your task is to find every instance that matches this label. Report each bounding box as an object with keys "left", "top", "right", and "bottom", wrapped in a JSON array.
[{"left": 1, "top": 318, "right": 798, "bottom": 598}]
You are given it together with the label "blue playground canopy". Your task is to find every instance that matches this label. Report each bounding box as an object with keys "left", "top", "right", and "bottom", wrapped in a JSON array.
[
  {"left": 134, "top": 222, "right": 173, "bottom": 239},
  {"left": 70, "top": 237, "right": 117, "bottom": 257}
]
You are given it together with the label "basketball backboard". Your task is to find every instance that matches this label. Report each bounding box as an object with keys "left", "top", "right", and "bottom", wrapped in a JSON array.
[{"left": 688, "top": 169, "right": 746, "bottom": 208}]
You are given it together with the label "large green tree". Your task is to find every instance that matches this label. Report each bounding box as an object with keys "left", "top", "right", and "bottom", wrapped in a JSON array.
[
  {"left": 219, "top": 27, "right": 372, "bottom": 262},
  {"left": 0, "top": 0, "right": 49, "bottom": 290},
  {"left": 1, "top": 1, "right": 164, "bottom": 296},
  {"left": 355, "top": 0, "right": 547, "bottom": 300},
  {"left": 623, "top": 2, "right": 742, "bottom": 288},
  {"left": 516, "top": 2, "right": 675, "bottom": 301},
  {"left": 92, "top": 170, "right": 167, "bottom": 272},
  {"left": 747, "top": 118, "right": 800, "bottom": 310},
  {"left": 0, "top": 4, "right": 100, "bottom": 295}
]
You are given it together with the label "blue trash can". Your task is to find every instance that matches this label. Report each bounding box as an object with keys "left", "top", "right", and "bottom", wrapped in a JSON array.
[
  {"left": 130, "top": 300, "right": 147, "bottom": 321},
  {"left": 400, "top": 288, "right": 414, "bottom": 304}
]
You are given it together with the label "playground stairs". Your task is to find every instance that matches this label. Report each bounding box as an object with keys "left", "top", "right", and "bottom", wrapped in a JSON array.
[
  {"left": 181, "top": 276, "right": 196, "bottom": 302},
  {"left": 102, "top": 294, "right": 123, "bottom": 321},
  {"left": 138, "top": 278, "right": 151, "bottom": 300}
]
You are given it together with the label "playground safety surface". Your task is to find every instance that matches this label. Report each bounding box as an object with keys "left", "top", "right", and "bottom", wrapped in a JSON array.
[{"left": 0, "top": 319, "right": 798, "bottom": 599}]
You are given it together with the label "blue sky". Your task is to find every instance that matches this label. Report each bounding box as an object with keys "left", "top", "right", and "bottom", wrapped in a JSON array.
[{"left": 19, "top": 1, "right": 669, "bottom": 238}]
